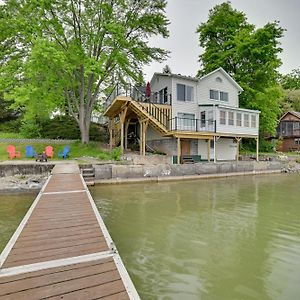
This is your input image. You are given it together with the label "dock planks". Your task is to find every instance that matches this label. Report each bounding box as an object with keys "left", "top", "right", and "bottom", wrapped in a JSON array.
[{"left": 0, "top": 164, "right": 139, "bottom": 300}]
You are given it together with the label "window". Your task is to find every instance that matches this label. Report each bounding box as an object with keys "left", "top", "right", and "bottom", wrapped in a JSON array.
[
  {"left": 295, "top": 138, "right": 300, "bottom": 145},
  {"left": 177, "top": 84, "right": 193, "bottom": 101},
  {"left": 228, "top": 111, "right": 234, "bottom": 125},
  {"left": 220, "top": 92, "right": 228, "bottom": 101},
  {"left": 201, "top": 111, "right": 206, "bottom": 127},
  {"left": 236, "top": 113, "right": 242, "bottom": 126},
  {"left": 210, "top": 90, "right": 229, "bottom": 101},
  {"left": 251, "top": 115, "right": 256, "bottom": 128},
  {"left": 210, "top": 89, "right": 219, "bottom": 100},
  {"left": 177, "top": 84, "right": 185, "bottom": 101},
  {"left": 220, "top": 111, "right": 226, "bottom": 125},
  {"left": 244, "top": 114, "right": 249, "bottom": 127}
]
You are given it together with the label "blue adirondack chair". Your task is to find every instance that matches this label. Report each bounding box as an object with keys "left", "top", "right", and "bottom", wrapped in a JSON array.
[
  {"left": 25, "top": 145, "right": 36, "bottom": 158},
  {"left": 58, "top": 146, "right": 70, "bottom": 159}
]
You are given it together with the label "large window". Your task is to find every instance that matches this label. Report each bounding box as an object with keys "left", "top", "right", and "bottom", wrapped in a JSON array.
[
  {"left": 244, "top": 114, "right": 249, "bottom": 127},
  {"left": 220, "top": 111, "right": 226, "bottom": 125},
  {"left": 228, "top": 111, "right": 234, "bottom": 125},
  {"left": 177, "top": 84, "right": 193, "bottom": 101},
  {"left": 209, "top": 90, "right": 229, "bottom": 101},
  {"left": 251, "top": 115, "right": 256, "bottom": 128},
  {"left": 236, "top": 113, "right": 242, "bottom": 126},
  {"left": 201, "top": 111, "right": 206, "bottom": 127}
]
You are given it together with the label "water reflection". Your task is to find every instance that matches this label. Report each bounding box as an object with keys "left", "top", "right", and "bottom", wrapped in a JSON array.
[{"left": 91, "top": 174, "right": 300, "bottom": 300}]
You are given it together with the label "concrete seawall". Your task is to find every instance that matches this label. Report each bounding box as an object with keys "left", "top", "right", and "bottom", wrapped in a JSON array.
[{"left": 93, "top": 161, "right": 285, "bottom": 184}]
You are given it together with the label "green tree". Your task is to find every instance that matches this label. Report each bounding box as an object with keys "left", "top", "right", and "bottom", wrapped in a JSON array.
[
  {"left": 0, "top": 0, "right": 169, "bottom": 143},
  {"left": 197, "top": 2, "right": 284, "bottom": 134},
  {"left": 280, "top": 69, "right": 300, "bottom": 90}
]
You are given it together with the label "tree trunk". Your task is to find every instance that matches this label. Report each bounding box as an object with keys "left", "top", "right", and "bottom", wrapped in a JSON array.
[{"left": 79, "top": 119, "right": 90, "bottom": 144}]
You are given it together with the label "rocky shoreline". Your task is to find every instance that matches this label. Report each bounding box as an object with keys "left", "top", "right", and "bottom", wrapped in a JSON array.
[{"left": 0, "top": 174, "right": 47, "bottom": 192}]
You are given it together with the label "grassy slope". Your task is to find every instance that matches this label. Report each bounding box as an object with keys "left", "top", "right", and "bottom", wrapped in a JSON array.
[{"left": 0, "top": 141, "right": 120, "bottom": 162}]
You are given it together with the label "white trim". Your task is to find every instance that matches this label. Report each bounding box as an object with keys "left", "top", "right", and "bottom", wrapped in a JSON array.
[
  {"left": 43, "top": 190, "right": 86, "bottom": 195},
  {"left": 0, "top": 251, "right": 113, "bottom": 278},
  {"left": 0, "top": 175, "right": 52, "bottom": 269},
  {"left": 80, "top": 175, "right": 141, "bottom": 300}
]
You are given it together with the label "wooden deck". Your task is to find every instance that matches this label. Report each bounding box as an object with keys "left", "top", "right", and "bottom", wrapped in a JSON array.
[{"left": 0, "top": 164, "right": 140, "bottom": 300}]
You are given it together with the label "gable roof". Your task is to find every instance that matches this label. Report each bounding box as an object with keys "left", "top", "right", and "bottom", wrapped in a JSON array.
[
  {"left": 198, "top": 67, "right": 243, "bottom": 92},
  {"left": 280, "top": 111, "right": 300, "bottom": 121},
  {"left": 150, "top": 67, "right": 243, "bottom": 92}
]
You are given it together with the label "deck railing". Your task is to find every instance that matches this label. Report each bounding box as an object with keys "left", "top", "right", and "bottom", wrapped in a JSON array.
[
  {"left": 104, "top": 83, "right": 171, "bottom": 129},
  {"left": 168, "top": 117, "right": 216, "bottom": 133}
]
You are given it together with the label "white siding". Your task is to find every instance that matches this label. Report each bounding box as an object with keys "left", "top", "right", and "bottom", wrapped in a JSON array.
[
  {"left": 150, "top": 75, "right": 172, "bottom": 104},
  {"left": 146, "top": 126, "right": 164, "bottom": 141},
  {"left": 197, "top": 70, "right": 239, "bottom": 107},
  {"left": 171, "top": 78, "right": 199, "bottom": 119},
  {"left": 215, "top": 138, "right": 237, "bottom": 160}
]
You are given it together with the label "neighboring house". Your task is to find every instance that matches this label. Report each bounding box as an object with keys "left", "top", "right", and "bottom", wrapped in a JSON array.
[
  {"left": 277, "top": 111, "right": 300, "bottom": 152},
  {"left": 104, "top": 67, "right": 260, "bottom": 163}
]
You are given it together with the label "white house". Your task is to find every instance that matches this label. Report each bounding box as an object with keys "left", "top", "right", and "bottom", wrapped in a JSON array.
[{"left": 104, "top": 67, "right": 260, "bottom": 163}]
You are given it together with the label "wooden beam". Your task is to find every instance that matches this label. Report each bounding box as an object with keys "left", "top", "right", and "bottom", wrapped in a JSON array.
[
  {"left": 125, "top": 118, "right": 131, "bottom": 150},
  {"left": 207, "top": 139, "right": 210, "bottom": 162},
  {"left": 119, "top": 106, "right": 128, "bottom": 154},
  {"left": 142, "top": 119, "right": 149, "bottom": 156},
  {"left": 139, "top": 119, "right": 143, "bottom": 156},
  {"left": 213, "top": 136, "right": 216, "bottom": 163},
  {"left": 108, "top": 118, "right": 114, "bottom": 151},
  {"left": 177, "top": 137, "right": 181, "bottom": 164}
]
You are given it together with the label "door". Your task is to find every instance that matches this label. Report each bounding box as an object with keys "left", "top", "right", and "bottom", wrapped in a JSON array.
[{"left": 181, "top": 140, "right": 191, "bottom": 155}]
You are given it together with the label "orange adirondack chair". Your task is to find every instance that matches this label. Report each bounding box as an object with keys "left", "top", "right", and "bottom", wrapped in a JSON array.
[
  {"left": 45, "top": 146, "right": 54, "bottom": 158},
  {"left": 7, "top": 145, "right": 21, "bottom": 159}
]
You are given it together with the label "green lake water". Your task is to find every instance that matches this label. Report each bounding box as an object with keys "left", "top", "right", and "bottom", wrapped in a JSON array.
[
  {"left": 90, "top": 174, "right": 300, "bottom": 300},
  {"left": 1, "top": 174, "right": 300, "bottom": 299},
  {"left": 0, "top": 192, "right": 35, "bottom": 252}
]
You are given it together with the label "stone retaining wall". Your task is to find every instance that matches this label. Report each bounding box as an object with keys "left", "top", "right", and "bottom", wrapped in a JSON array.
[
  {"left": 0, "top": 164, "right": 54, "bottom": 177},
  {"left": 93, "top": 161, "right": 284, "bottom": 181}
]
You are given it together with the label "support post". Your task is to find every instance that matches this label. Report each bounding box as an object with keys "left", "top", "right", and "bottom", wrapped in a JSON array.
[
  {"left": 119, "top": 106, "right": 128, "bottom": 154},
  {"left": 139, "top": 119, "right": 143, "bottom": 156},
  {"left": 207, "top": 139, "right": 211, "bottom": 162},
  {"left": 213, "top": 136, "right": 216, "bottom": 163},
  {"left": 142, "top": 119, "right": 149, "bottom": 156},
  {"left": 256, "top": 137, "right": 259, "bottom": 162},
  {"left": 125, "top": 118, "right": 131, "bottom": 150},
  {"left": 108, "top": 118, "right": 113, "bottom": 151},
  {"left": 177, "top": 137, "right": 181, "bottom": 164}
]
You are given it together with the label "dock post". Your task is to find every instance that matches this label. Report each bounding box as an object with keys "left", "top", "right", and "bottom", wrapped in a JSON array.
[{"left": 256, "top": 137, "right": 259, "bottom": 161}]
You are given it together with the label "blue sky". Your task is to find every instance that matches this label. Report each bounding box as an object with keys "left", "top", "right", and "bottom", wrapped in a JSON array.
[{"left": 143, "top": 0, "right": 300, "bottom": 80}]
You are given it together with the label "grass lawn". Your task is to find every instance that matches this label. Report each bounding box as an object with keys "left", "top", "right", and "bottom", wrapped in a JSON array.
[{"left": 0, "top": 141, "right": 120, "bottom": 162}]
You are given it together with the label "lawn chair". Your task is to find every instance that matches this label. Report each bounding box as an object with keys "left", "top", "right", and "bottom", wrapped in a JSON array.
[
  {"left": 58, "top": 146, "right": 70, "bottom": 159},
  {"left": 7, "top": 145, "right": 21, "bottom": 159},
  {"left": 25, "top": 145, "right": 36, "bottom": 158},
  {"left": 45, "top": 145, "right": 54, "bottom": 158}
]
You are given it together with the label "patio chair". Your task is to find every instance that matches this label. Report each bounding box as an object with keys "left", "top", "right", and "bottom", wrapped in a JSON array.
[
  {"left": 58, "top": 146, "right": 70, "bottom": 159},
  {"left": 45, "top": 145, "right": 54, "bottom": 158},
  {"left": 7, "top": 145, "right": 21, "bottom": 159},
  {"left": 25, "top": 145, "right": 36, "bottom": 158}
]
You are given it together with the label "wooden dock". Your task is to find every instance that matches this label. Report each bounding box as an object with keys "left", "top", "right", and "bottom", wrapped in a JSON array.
[{"left": 0, "top": 164, "right": 140, "bottom": 300}]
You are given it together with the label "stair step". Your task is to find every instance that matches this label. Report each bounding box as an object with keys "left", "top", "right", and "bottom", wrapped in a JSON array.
[
  {"left": 83, "top": 174, "right": 95, "bottom": 178},
  {"left": 82, "top": 168, "right": 94, "bottom": 173},
  {"left": 86, "top": 181, "right": 95, "bottom": 186}
]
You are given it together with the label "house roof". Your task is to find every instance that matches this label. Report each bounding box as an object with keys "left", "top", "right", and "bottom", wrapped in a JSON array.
[
  {"left": 150, "top": 67, "right": 243, "bottom": 92},
  {"left": 280, "top": 111, "right": 300, "bottom": 121},
  {"left": 150, "top": 72, "right": 198, "bottom": 83},
  {"left": 198, "top": 67, "right": 243, "bottom": 92}
]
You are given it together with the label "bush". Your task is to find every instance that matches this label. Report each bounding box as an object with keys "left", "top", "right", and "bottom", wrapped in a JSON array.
[
  {"left": 0, "top": 119, "right": 23, "bottom": 133},
  {"left": 20, "top": 120, "right": 43, "bottom": 138},
  {"left": 40, "top": 116, "right": 104, "bottom": 141}
]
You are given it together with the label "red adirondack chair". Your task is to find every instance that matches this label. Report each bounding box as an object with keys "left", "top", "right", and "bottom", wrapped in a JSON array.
[
  {"left": 45, "top": 146, "right": 54, "bottom": 158},
  {"left": 7, "top": 145, "right": 21, "bottom": 159}
]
